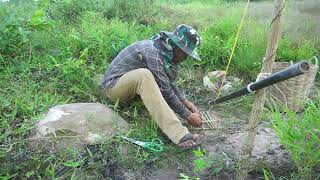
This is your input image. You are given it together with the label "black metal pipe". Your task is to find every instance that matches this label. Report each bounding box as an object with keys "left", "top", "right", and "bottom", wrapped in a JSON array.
[{"left": 209, "top": 61, "right": 310, "bottom": 105}]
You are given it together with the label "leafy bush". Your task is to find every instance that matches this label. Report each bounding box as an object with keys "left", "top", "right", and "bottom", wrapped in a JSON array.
[
  {"left": 278, "top": 38, "right": 319, "bottom": 62},
  {"left": 74, "top": 13, "right": 172, "bottom": 69},
  {"left": 104, "top": 0, "right": 157, "bottom": 25},
  {"left": 57, "top": 58, "right": 103, "bottom": 100},
  {"left": 193, "top": 149, "right": 225, "bottom": 175},
  {"left": 197, "top": 15, "right": 239, "bottom": 69},
  {"left": 48, "top": 0, "right": 158, "bottom": 25},
  {"left": 273, "top": 100, "right": 320, "bottom": 179},
  {"left": 48, "top": 0, "right": 88, "bottom": 23},
  {"left": 0, "top": 7, "right": 53, "bottom": 61},
  {"left": 194, "top": 15, "right": 267, "bottom": 80}
]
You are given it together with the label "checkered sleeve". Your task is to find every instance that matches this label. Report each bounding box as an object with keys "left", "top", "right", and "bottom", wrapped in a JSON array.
[
  {"left": 142, "top": 48, "right": 191, "bottom": 119},
  {"left": 171, "top": 66, "right": 187, "bottom": 102},
  {"left": 172, "top": 84, "right": 187, "bottom": 102}
]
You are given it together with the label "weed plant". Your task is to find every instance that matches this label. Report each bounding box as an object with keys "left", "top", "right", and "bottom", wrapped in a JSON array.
[{"left": 273, "top": 99, "right": 320, "bottom": 179}]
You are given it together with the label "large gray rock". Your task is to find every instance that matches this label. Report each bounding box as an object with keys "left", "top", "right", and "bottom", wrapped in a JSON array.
[
  {"left": 227, "top": 128, "right": 290, "bottom": 162},
  {"left": 223, "top": 128, "right": 293, "bottom": 172},
  {"left": 198, "top": 111, "right": 294, "bottom": 175},
  {"left": 35, "top": 103, "right": 129, "bottom": 145}
]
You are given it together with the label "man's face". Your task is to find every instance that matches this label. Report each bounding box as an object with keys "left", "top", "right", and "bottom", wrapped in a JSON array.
[{"left": 173, "top": 48, "right": 189, "bottom": 64}]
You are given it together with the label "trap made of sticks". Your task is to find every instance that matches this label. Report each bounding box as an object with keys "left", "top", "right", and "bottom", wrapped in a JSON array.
[{"left": 187, "top": 111, "right": 219, "bottom": 131}]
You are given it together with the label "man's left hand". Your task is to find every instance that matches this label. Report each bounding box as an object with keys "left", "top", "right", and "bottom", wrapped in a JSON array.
[{"left": 183, "top": 100, "right": 199, "bottom": 113}]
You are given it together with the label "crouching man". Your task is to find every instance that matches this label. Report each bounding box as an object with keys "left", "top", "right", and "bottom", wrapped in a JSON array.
[{"left": 101, "top": 24, "right": 203, "bottom": 149}]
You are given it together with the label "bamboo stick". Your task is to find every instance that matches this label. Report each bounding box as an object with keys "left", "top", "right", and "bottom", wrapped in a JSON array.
[{"left": 205, "top": 112, "right": 216, "bottom": 128}]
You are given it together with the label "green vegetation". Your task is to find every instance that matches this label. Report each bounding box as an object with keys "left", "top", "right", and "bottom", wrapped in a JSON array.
[
  {"left": 193, "top": 149, "right": 225, "bottom": 175},
  {"left": 273, "top": 99, "right": 320, "bottom": 179},
  {"left": 0, "top": 0, "right": 319, "bottom": 179}
]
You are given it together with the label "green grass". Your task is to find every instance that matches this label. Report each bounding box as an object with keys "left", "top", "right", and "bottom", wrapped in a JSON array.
[
  {"left": 273, "top": 99, "right": 320, "bottom": 179},
  {"left": 0, "top": 0, "right": 319, "bottom": 178}
]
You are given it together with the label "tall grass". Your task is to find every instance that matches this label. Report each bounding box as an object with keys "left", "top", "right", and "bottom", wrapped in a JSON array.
[{"left": 273, "top": 100, "right": 320, "bottom": 179}]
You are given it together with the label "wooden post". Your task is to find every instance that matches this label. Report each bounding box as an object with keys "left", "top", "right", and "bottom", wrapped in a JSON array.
[{"left": 236, "top": 0, "right": 286, "bottom": 179}]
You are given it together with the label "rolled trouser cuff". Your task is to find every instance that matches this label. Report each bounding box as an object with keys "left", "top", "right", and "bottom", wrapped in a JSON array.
[{"left": 171, "top": 128, "right": 190, "bottom": 144}]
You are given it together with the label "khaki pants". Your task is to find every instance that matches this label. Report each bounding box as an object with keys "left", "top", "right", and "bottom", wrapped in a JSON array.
[{"left": 106, "top": 68, "right": 189, "bottom": 144}]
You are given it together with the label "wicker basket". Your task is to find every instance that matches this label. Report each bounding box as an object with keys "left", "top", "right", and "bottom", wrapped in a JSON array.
[{"left": 267, "top": 57, "right": 318, "bottom": 112}]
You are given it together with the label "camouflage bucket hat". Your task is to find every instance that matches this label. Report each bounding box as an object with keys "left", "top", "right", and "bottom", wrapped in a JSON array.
[{"left": 163, "top": 24, "right": 202, "bottom": 60}]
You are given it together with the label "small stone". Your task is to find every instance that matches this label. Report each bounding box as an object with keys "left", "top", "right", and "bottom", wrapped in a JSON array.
[
  {"left": 222, "top": 84, "right": 232, "bottom": 92},
  {"left": 203, "top": 76, "right": 215, "bottom": 89},
  {"left": 267, "top": 149, "right": 276, "bottom": 155},
  {"left": 233, "top": 77, "right": 240, "bottom": 82},
  {"left": 207, "top": 71, "right": 226, "bottom": 78}
]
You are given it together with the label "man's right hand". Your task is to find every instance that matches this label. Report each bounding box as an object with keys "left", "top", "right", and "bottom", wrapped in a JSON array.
[{"left": 186, "top": 113, "right": 203, "bottom": 127}]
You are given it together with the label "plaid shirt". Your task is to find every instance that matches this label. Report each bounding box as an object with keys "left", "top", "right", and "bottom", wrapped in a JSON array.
[{"left": 101, "top": 40, "right": 191, "bottom": 119}]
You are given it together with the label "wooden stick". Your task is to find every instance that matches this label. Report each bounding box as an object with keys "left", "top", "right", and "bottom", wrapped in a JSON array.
[
  {"left": 236, "top": 0, "right": 285, "bottom": 179},
  {"left": 205, "top": 112, "right": 215, "bottom": 128},
  {"left": 203, "top": 111, "right": 214, "bottom": 129}
]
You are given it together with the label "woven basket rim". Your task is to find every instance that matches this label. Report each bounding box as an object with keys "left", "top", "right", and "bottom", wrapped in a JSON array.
[{"left": 267, "top": 60, "right": 318, "bottom": 111}]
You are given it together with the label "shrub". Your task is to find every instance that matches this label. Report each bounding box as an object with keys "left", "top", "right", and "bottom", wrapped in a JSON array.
[
  {"left": 273, "top": 99, "right": 320, "bottom": 179},
  {"left": 197, "top": 15, "right": 239, "bottom": 69},
  {"left": 0, "top": 8, "right": 53, "bottom": 62},
  {"left": 104, "top": 0, "right": 157, "bottom": 25},
  {"left": 194, "top": 14, "right": 267, "bottom": 80},
  {"left": 278, "top": 38, "right": 319, "bottom": 62},
  {"left": 48, "top": 0, "right": 159, "bottom": 25},
  {"left": 48, "top": 0, "right": 88, "bottom": 23}
]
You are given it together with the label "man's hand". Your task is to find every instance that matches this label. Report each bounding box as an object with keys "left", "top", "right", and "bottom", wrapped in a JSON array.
[
  {"left": 183, "top": 100, "right": 198, "bottom": 113},
  {"left": 186, "top": 113, "right": 203, "bottom": 126}
]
